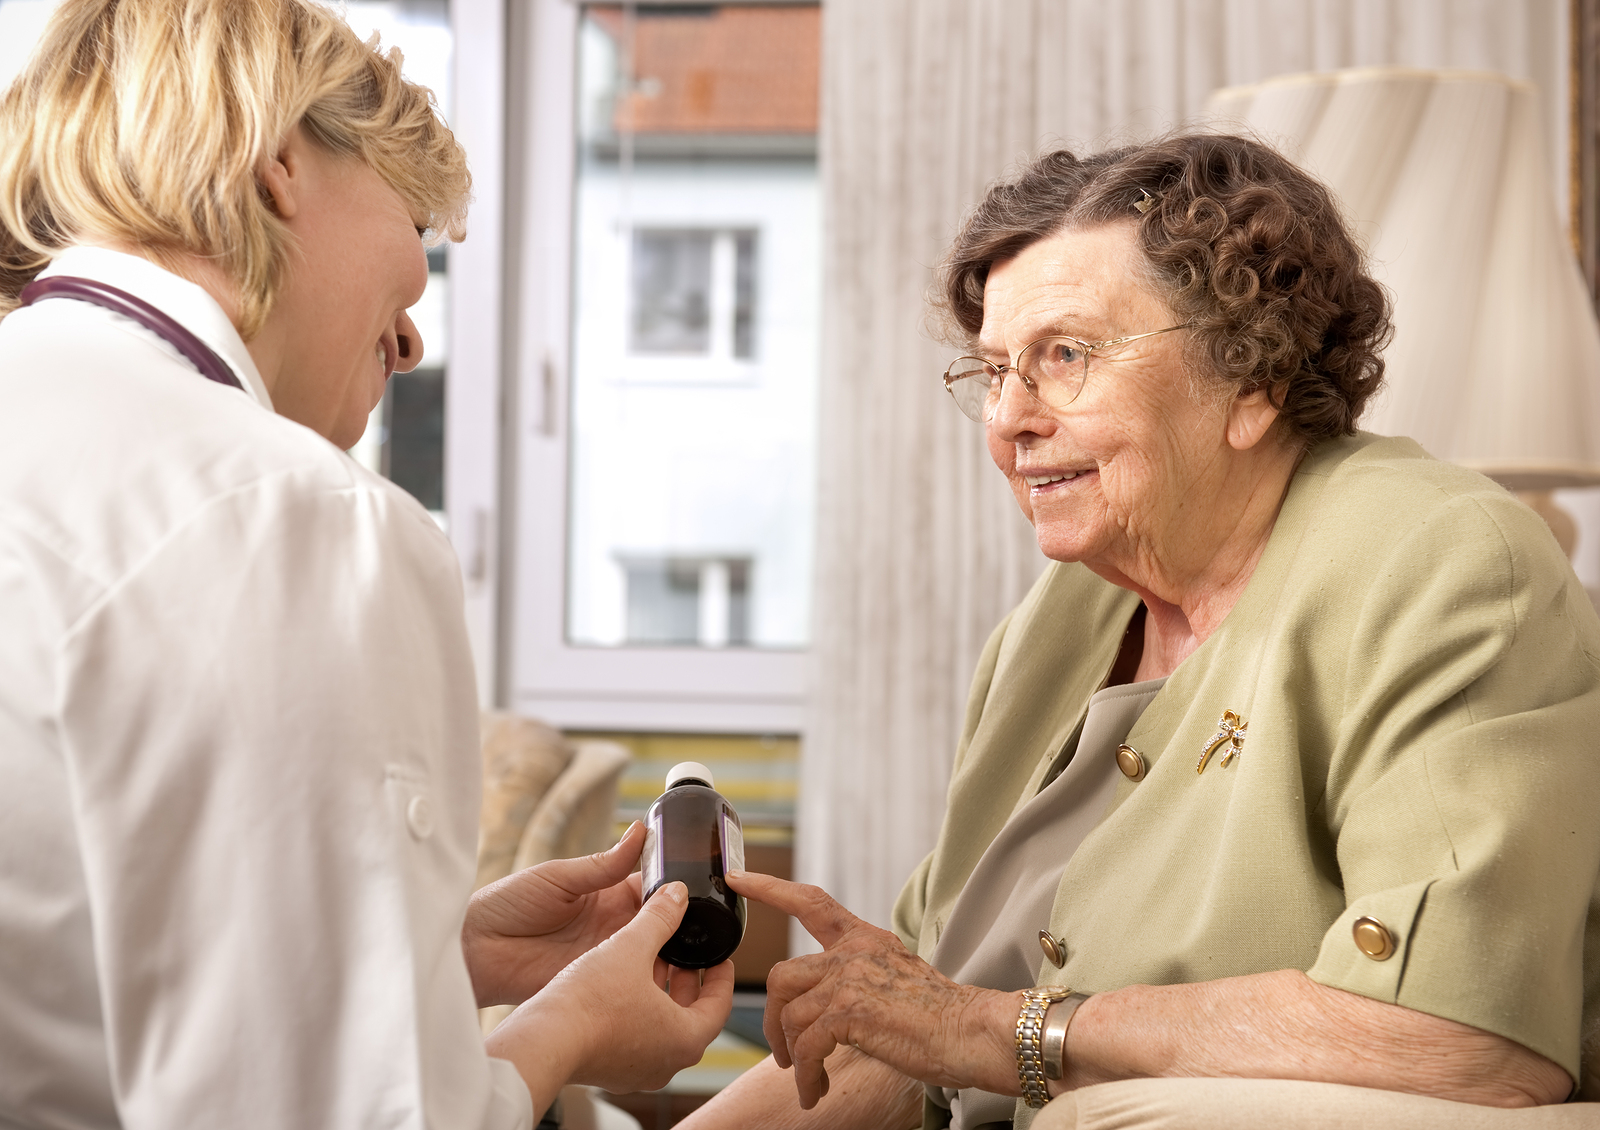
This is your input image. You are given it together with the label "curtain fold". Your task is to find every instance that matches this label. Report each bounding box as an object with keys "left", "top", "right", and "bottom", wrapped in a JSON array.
[{"left": 799, "top": 0, "right": 1567, "bottom": 938}]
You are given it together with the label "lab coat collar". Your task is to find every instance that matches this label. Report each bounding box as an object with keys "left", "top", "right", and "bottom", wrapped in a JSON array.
[{"left": 38, "top": 247, "right": 274, "bottom": 410}]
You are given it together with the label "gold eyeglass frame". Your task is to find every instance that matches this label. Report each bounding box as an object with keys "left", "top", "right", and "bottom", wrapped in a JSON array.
[{"left": 942, "top": 323, "right": 1192, "bottom": 422}]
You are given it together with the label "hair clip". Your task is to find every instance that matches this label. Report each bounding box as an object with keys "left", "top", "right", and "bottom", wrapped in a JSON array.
[{"left": 1133, "top": 189, "right": 1159, "bottom": 215}]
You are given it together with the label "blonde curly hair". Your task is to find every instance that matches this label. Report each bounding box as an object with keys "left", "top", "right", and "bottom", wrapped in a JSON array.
[{"left": 0, "top": 0, "right": 470, "bottom": 339}]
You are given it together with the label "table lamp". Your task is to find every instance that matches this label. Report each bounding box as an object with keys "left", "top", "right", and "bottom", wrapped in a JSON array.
[{"left": 1205, "top": 67, "right": 1600, "bottom": 555}]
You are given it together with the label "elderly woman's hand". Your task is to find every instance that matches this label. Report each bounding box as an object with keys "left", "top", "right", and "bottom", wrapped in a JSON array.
[
  {"left": 727, "top": 870, "right": 1021, "bottom": 1109},
  {"left": 461, "top": 822, "right": 647, "bottom": 1008}
]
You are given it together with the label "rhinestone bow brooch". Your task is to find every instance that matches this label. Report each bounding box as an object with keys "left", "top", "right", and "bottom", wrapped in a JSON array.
[{"left": 1196, "top": 710, "right": 1247, "bottom": 774}]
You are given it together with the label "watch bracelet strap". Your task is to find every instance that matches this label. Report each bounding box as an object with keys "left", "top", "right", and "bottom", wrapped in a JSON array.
[
  {"left": 1016, "top": 987, "right": 1075, "bottom": 1109},
  {"left": 1041, "top": 992, "right": 1090, "bottom": 1082}
]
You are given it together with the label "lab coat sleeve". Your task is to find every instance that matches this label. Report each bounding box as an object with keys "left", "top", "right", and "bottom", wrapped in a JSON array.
[{"left": 56, "top": 462, "right": 533, "bottom": 1129}]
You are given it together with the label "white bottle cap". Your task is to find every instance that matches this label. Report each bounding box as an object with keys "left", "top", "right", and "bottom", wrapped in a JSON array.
[{"left": 665, "top": 760, "right": 715, "bottom": 790}]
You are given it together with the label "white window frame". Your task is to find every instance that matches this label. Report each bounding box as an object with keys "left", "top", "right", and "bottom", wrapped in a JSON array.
[
  {"left": 444, "top": 0, "right": 508, "bottom": 707},
  {"left": 448, "top": 0, "right": 808, "bottom": 732}
]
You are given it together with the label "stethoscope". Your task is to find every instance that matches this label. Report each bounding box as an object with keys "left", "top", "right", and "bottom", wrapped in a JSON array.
[{"left": 19, "top": 276, "right": 244, "bottom": 391}]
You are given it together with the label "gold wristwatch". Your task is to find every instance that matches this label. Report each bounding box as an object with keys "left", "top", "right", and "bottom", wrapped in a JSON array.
[
  {"left": 1016, "top": 987, "right": 1092, "bottom": 1107},
  {"left": 1015, "top": 987, "right": 1074, "bottom": 1108}
]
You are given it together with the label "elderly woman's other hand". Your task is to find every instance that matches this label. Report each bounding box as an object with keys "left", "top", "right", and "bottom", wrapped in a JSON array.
[
  {"left": 486, "top": 881, "right": 735, "bottom": 1110},
  {"left": 727, "top": 869, "right": 1021, "bottom": 1109},
  {"left": 462, "top": 822, "right": 648, "bottom": 1008}
]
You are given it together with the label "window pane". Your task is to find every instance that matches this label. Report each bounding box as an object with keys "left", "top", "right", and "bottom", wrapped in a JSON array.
[
  {"left": 631, "top": 230, "right": 713, "bottom": 354},
  {"left": 620, "top": 555, "right": 751, "bottom": 646},
  {"left": 622, "top": 557, "right": 703, "bottom": 644},
  {"left": 567, "top": 3, "right": 820, "bottom": 650},
  {"left": 386, "top": 368, "right": 445, "bottom": 510}
]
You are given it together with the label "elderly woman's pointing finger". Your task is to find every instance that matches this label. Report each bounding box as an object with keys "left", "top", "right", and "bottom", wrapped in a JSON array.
[{"left": 727, "top": 869, "right": 1023, "bottom": 1110}]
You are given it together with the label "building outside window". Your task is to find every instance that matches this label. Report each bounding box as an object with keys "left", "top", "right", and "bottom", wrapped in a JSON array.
[{"left": 564, "top": 3, "right": 820, "bottom": 652}]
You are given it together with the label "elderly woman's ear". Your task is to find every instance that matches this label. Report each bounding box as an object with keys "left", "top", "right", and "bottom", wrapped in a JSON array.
[{"left": 1225, "top": 384, "right": 1284, "bottom": 452}]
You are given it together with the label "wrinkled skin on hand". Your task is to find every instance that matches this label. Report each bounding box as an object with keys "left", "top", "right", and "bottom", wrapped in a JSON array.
[
  {"left": 486, "top": 881, "right": 736, "bottom": 1098},
  {"left": 462, "top": 821, "right": 649, "bottom": 1008},
  {"left": 726, "top": 869, "right": 1019, "bottom": 1110}
]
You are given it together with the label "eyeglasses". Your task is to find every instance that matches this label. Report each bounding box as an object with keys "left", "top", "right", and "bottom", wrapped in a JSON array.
[{"left": 942, "top": 324, "right": 1191, "bottom": 423}]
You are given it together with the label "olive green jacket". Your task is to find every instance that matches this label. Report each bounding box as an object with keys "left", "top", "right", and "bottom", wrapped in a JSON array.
[{"left": 892, "top": 434, "right": 1600, "bottom": 1125}]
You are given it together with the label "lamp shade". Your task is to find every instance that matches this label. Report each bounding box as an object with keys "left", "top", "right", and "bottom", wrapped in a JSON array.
[{"left": 1206, "top": 68, "right": 1600, "bottom": 491}]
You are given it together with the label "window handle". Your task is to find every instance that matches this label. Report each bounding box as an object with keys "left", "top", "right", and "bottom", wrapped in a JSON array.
[{"left": 539, "top": 354, "right": 560, "bottom": 438}]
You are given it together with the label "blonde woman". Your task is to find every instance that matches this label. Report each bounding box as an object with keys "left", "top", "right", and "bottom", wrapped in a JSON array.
[{"left": 0, "top": 1, "right": 731, "bottom": 1126}]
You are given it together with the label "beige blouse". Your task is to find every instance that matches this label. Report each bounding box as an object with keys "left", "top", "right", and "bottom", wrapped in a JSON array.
[{"left": 928, "top": 677, "right": 1167, "bottom": 1129}]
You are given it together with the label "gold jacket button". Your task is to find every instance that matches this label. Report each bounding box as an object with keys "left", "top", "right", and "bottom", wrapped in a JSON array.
[
  {"left": 1116, "top": 744, "right": 1147, "bottom": 782},
  {"left": 1038, "top": 929, "right": 1066, "bottom": 967},
  {"left": 1352, "top": 916, "right": 1395, "bottom": 960}
]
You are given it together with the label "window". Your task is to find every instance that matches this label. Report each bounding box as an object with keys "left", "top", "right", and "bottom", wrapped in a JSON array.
[
  {"left": 632, "top": 229, "right": 712, "bottom": 354},
  {"left": 497, "top": 0, "right": 821, "bottom": 731},
  {"left": 631, "top": 228, "right": 757, "bottom": 359},
  {"left": 621, "top": 554, "right": 751, "bottom": 646},
  {"left": 565, "top": 3, "right": 817, "bottom": 657}
]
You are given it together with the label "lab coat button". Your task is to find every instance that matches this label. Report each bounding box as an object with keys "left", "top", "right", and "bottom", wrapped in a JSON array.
[
  {"left": 1039, "top": 929, "right": 1066, "bottom": 967},
  {"left": 1115, "top": 744, "right": 1147, "bottom": 781},
  {"left": 1352, "top": 916, "right": 1394, "bottom": 960},
  {"left": 406, "top": 795, "right": 434, "bottom": 840}
]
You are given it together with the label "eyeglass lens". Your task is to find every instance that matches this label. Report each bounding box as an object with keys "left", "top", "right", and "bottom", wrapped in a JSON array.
[{"left": 946, "top": 337, "right": 1089, "bottom": 422}]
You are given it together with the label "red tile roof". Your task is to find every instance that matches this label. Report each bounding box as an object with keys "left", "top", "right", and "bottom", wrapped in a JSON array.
[{"left": 589, "top": 5, "right": 819, "bottom": 134}]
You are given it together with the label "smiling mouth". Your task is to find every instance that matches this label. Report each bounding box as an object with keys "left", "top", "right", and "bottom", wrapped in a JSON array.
[
  {"left": 1024, "top": 470, "right": 1091, "bottom": 488},
  {"left": 375, "top": 338, "right": 396, "bottom": 380}
]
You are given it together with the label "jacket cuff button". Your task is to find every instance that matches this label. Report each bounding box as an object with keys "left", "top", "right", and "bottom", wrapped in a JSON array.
[
  {"left": 1039, "top": 929, "right": 1067, "bottom": 967},
  {"left": 1352, "top": 916, "right": 1395, "bottom": 960}
]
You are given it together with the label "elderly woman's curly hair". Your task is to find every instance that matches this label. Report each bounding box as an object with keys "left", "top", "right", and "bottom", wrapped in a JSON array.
[{"left": 935, "top": 133, "right": 1393, "bottom": 443}]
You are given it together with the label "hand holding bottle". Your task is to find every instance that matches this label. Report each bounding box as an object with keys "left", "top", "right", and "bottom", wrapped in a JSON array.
[
  {"left": 462, "top": 822, "right": 649, "bottom": 1008},
  {"left": 485, "top": 880, "right": 735, "bottom": 1111}
]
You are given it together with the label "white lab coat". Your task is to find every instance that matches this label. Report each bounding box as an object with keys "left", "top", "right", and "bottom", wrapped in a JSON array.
[{"left": 0, "top": 248, "right": 532, "bottom": 1129}]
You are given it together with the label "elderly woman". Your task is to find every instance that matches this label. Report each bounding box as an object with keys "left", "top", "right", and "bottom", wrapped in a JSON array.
[
  {"left": 0, "top": 1, "right": 728, "bottom": 1126},
  {"left": 684, "top": 134, "right": 1600, "bottom": 1129}
]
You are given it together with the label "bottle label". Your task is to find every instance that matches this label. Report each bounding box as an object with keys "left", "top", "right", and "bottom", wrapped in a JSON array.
[
  {"left": 641, "top": 812, "right": 663, "bottom": 894},
  {"left": 720, "top": 808, "right": 744, "bottom": 874}
]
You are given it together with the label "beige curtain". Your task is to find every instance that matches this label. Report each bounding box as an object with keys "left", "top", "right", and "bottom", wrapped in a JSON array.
[{"left": 799, "top": 0, "right": 1569, "bottom": 939}]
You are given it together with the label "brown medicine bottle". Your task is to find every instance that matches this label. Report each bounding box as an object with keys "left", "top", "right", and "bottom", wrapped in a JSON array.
[{"left": 641, "top": 760, "right": 747, "bottom": 969}]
